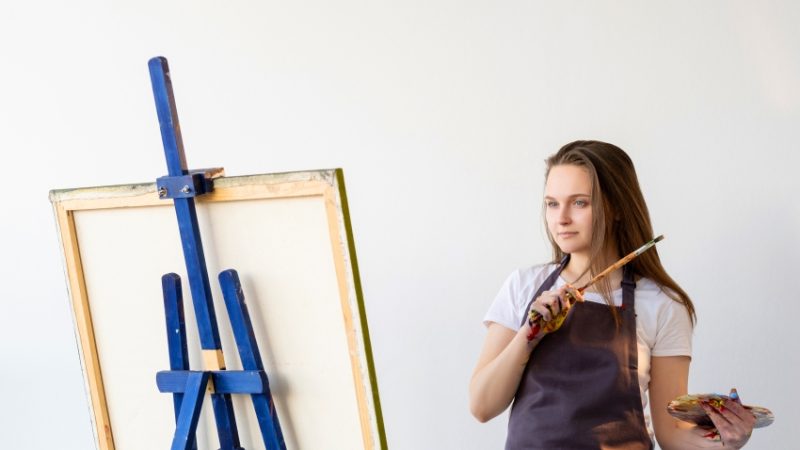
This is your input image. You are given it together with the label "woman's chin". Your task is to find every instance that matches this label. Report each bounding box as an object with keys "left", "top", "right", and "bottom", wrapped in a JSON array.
[{"left": 557, "top": 244, "right": 588, "bottom": 256}]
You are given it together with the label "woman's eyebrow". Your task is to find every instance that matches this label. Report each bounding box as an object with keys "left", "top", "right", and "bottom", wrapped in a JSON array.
[{"left": 543, "top": 194, "right": 591, "bottom": 199}]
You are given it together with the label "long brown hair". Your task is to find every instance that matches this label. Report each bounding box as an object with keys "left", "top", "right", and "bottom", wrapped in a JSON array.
[{"left": 544, "top": 140, "right": 696, "bottom": 324}]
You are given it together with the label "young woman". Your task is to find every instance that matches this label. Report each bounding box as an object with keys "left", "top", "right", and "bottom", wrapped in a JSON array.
[{"left": 469, "top": 141, "right": 755, "bottom": 449}]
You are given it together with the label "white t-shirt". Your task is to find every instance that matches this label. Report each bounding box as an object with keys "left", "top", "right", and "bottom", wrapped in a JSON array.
[{"left": 484, "top": 263, "right": 693, "bottom": 438}]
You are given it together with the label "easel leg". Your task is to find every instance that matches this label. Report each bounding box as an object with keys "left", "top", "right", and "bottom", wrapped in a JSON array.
[
  {"left": 171, "top": 372, "right": 210, "bottom": 450},
  {"left": 219, "top": 269, "right": 286, "bottom": 450},
  {"left": 164, "top": 273, "right": 246, "bottom": 450},
  {"left": 162, "top": 274, "right": 197, "bottom": 450},
  {"left": 250, "top": 394, "right": 285, "bottom": 450},
  {"left": 211, "top": 393, "right": 245, "bottom": 450}
]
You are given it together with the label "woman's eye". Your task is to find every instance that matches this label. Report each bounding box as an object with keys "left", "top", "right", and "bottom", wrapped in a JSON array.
[
  {"left": 574, "top": 200, "right": 588, "bottom": 207},
  {"left": 546, "top": 201, "right": 558, "bottom": 208}
]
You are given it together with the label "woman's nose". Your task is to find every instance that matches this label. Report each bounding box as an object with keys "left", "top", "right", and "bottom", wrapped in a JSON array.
[{"left": 558, "top": 207, "right": 571, "bottom": 224}]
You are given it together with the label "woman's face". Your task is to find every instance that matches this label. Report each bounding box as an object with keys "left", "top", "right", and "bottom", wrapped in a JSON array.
[{"left": 544, "top": 164, "right": 594, "bottom": 257}]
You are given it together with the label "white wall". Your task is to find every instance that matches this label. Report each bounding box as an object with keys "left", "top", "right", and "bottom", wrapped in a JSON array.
[{"left": 1, "top": 1, "right": 797, "bottom": 449}]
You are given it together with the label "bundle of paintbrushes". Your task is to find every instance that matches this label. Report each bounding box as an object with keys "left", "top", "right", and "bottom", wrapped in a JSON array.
[{"left": 526, "top": 235, "right": 664, "bottom": 341}]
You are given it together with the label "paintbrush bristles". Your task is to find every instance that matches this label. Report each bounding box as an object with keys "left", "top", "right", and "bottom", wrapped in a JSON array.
[{"left": 632, "top": 235, "right": 664, "bottom": 256}]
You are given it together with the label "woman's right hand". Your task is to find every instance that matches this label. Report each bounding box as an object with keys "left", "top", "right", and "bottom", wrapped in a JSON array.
[{"left": 526, "top": 285, "right": 581, "bottom": 340}]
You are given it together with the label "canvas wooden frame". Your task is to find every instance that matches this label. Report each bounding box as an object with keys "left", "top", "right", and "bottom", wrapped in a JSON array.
[{"left": 50, "top": 169, "right": 385, "bottom": 450}]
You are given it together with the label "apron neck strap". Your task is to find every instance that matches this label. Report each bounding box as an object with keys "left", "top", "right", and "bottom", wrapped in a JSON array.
[{"left": 621, "top": 265, "right": 636, "bottom": 308}]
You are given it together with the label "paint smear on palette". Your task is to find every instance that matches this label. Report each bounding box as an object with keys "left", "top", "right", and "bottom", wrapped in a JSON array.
[{"left": 667, "top": 394, "right": 775, "bottom": 428}]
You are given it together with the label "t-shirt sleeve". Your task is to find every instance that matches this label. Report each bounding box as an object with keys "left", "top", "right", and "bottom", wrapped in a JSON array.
[
  {"left": 483, "top": 269, "right": 525, "bottom": 332},
  {"left": 651, "top": 294, "right": 694, "bottom": 357}
]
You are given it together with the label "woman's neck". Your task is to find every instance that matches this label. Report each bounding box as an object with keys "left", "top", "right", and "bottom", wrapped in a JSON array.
[{"left": 562, "top": 247, "right": 622, "bottom": 289}]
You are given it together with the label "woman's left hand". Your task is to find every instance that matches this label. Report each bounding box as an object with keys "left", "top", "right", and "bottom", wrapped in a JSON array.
[{"left": 701, "top": 388, "right": 756, "bottom": 448}]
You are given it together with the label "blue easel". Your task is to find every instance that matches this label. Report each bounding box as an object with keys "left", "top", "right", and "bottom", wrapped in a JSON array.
[{"left": 148, "top": 56, "right": 286, "bottom": 450}]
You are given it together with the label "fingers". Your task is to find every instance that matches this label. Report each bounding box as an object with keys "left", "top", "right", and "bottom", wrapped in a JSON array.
[
  {"left": 544, "top": 303, "right": 555, "bottom": 321},
  {"left": 564, "top": 285, "right": 584, "bottom": 304},
  {"left": 531, "top": 289, "right": 568, "bottom": 321},
  {"left": 724, "top": 390, "right": 756, "bottom": 428},
  {"left": 527, "top": 287, "right": 577, "bottom": 340},
  {"left": 555, "top": 286, "right": 575, "bottom": 315},
  {"left": 703, "top": 399, "right": 753, "bottom": 429},
  {"left": 702, "top": 392, "right": 755, "bottom": 448}
]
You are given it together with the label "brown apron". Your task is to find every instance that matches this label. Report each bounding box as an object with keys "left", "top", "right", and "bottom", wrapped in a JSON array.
[{"left": 506, "top": 256, "right": 652, "bottom": 449}]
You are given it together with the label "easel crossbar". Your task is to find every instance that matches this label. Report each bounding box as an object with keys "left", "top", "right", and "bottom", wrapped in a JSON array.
[{"left": 157, "top": 370, "right": 268, "bottom": 394}]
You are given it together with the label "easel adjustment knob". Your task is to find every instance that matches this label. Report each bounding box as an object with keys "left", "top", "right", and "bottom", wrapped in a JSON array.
[{"left": 156, "top": 173, "right": 213, "bottom": 199}]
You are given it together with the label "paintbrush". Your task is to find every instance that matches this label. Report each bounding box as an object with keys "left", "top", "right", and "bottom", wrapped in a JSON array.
[{"left": 526, "top": 234, "right": 665, "bottom": 340}]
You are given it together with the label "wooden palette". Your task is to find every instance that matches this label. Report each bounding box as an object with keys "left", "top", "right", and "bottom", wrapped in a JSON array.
[{"left": 667, "top": 394, "right": 774, "bottom": 428}]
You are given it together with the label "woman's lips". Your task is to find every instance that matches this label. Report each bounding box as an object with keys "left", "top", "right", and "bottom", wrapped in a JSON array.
[{"left": 558, "top": 232, "right": 577, "bottom": 239}]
